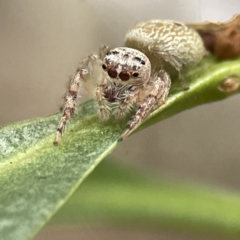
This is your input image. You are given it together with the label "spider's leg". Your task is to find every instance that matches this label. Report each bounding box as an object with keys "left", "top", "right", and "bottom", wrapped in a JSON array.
[
  {"left": 53, "top": 54, "right": 99, "bottom": 145},
  {"left": 53, "top": 70, "right": 82, "bottom": 145},
  {"left": 119, "top": 71, "right": 171, "bottom": 140},
  {"left": 177, "top": 70, "right": 189, "bottom": 90},
  {"left": 156, "top": 51, "right": 182, "bottom": 71},
  {"left": 99, "top": 45, "right": 110, "bottom": 60},
  {"left": 154, "top": 48, "right": 188, "bottom": 89},
  {"left": 154, "top": 70, "right": 171, "bottom": 107}
]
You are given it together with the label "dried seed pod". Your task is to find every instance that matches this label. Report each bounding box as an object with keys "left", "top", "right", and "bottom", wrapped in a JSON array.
[
  {"left": 187, "top": 14, "right": 240, "bottom": 60},
  {"left": 125, "top": 20, "right": 205, "bottom": 77}
]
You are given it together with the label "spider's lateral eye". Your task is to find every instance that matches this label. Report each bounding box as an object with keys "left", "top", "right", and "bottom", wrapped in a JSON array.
[
  {"left": 108, "top": 68, "right": 118, "bottom": 78},
  {"left": 102, "top": 64, "right": 107, "bottom": 70},
  {"left": 106, "top": 52, "right": 111, "bottom": 56},
  {"left": 119, "top": 71, "right": 130, "bottom": 81},
  {"left": 141, "top": 60, "right": 146, "bottom": 65},
  {"left": 112, "top": 51, "right": 119, "bottom": 55},
  {"left": 134, "top": 56, "right": 142, "bottom": 62},
  {"left": 133, "top": 72, "right": 139, "bottom": 77}
]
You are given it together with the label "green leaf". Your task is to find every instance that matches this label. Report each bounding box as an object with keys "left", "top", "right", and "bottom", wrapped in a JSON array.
[
  {"left": 1, "top": 56, "right": 240, "bottom": 240},
  {"left": 0, "top": 102, "right": 125, "bottom": 240},
  {"left": 139, "top": 57, "right": 240, "bottom": 132},
  {"left": 52, "top": 159, "right": 240, "bottom": 238}
]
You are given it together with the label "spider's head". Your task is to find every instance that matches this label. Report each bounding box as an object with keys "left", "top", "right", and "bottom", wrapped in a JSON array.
[{"left": 102, "top": 47, "right": 151, "bottom": 86}]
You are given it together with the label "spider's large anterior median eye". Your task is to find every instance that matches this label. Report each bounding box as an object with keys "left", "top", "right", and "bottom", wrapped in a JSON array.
[
  {"left": 108, "top": 68, "right": 118, "bottom": 78},
  {"left": 119, "top": 71, "right": 130, "bottom": 81}
]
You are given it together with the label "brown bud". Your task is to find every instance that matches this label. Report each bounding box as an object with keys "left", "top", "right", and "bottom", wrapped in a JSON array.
[{"left": 218, "top": 76, "right": 240, "bottom": 92}]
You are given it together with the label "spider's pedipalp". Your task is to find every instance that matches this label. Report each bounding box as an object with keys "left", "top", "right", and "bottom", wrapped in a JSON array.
[
  {"left": 114, "top": 88, "right": 138, "bottom": 119},
  {"left": 96, "top": 77, "right": 111, "bottom": 120}
]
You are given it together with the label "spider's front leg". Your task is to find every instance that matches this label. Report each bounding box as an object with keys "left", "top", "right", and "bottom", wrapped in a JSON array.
[
  {"left": 119, "top": 70, "right": 171, "bottom": 140},
  {"left": 53, "top": 70, "right": 82, "bottom": 145},
  {"left": 53, "top": 54, "right": 100, "bottom": 145}
]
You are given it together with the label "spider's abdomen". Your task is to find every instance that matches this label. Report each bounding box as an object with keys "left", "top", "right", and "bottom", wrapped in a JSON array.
[{"left": 125, "top": 20, "right": 205, "bottom": 70}]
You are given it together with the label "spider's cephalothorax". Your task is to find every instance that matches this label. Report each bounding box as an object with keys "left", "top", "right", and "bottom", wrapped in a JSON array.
[
  {"left": 102, "top": 47, "right": 151, "bottom": 86},
  {"left": 53, "top": 46, "right": 171, "bottom": 144}
]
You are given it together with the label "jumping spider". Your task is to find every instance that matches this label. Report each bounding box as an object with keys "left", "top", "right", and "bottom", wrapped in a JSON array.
[{"left": 53, "top": 20, "right": 204, "bottom": 145}]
